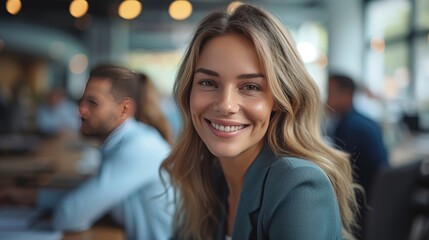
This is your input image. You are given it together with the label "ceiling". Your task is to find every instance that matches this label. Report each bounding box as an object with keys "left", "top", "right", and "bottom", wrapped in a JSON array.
[
  {"left": 0, "top": 0, "right": 327, "bottom": 65},
  {"left": 0, "top": 0, "right": 327, "bottom": 99},
  {"left": 0, "top": 0, "right": 325, "bottom": 38}
]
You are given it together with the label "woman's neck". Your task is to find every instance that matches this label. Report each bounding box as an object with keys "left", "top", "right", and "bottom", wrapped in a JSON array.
[{"left": 218, "top": 142, "right": 264, "bottom": 235}]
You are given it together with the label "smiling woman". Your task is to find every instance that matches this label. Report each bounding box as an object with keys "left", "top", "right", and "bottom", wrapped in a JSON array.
[
  {"left": 161, "top": 3, "right": 359, "bottom": 240},
  {"left": 190, "top": 33, "right": 274, "bottom": 162}
]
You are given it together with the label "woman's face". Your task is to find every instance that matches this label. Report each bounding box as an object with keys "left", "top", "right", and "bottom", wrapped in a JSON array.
[{"left": 190, "top": 33, "right": 275, "bottom": 161}]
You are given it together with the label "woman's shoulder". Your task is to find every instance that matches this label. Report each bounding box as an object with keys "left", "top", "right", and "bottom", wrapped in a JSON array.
[
  {"left": 271, "top": 156, "right": 327, "bottom": 176},
  {"left": 260, "top": 157, "right": 342, "bottom": 239},
  {"left": 261, "top": 156, "right": 340, "bottom": 218},
  {"left": 266, "top": 156, "right": 333, "bottom": 192}
]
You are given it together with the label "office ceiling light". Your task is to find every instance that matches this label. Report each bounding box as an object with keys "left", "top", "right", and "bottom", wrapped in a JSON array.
[
  {"left": 69, "top": 0, "right": 89, "bottom": 18},
  {"left": 6, "top": 0, "right": 22, "bottom": 15},
  {"left": 118, "top": 0, "right": 142, "bottom": 20},
  {"left": 69, "top": 54, "right": 88, "bottom": 74},
  {"left": 297, "top": 42, "right": 318, "bottom": 63},
  {"left": 169, "top": 0, "right": 192, "bottom": 21},
  {"left": 227, "top": 1, "right": 243, "bottom": 14}
]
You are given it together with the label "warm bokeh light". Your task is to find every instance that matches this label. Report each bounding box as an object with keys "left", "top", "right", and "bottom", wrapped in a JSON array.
[
  {"left": 69, "top": 54, "right": 88, "bottom": 74},
  {"left": 169, "top": 0, "right": 192, "bottom": 21},
  {"left": 227, "top": 1, "right": 243, "bottom": 14},
  {"left": 118, "top": 0, "right": 142, "bottom": 20},
  {"left": 315, "top": 52, "right": 328, "bottom": 69},
  {"left": 6, "top": 0, "right": 22, "bottom": 15},
  {"left": 69, "top": 0, "right": 89, "bottom": 18},
  {"left": 371, "top": 37, "right": 385, "bottom": 53}
]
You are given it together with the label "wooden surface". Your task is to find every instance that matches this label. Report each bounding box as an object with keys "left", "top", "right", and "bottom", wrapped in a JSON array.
[{"left": 62, "top": 225, "right": 125, "bottom": 240}]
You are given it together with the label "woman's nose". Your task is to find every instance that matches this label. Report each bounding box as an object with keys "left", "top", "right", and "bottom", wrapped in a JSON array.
[{"left": 213, "top": 87, "right": 239, "bottom": 115}]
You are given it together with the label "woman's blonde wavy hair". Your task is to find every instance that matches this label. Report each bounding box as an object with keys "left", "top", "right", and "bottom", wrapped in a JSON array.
[
  {"left": 136, "top": 73, "right": 174, "bottom": 145},
  {"left": 161, "top": 3, "right": 359, "bottom": 240}
]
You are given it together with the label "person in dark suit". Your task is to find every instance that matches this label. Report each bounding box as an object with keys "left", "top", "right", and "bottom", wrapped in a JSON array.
[
  {"left": 161, "top": 4, "right": 359, "bottom": 240},
  {"left": 326, "top": 74, "right": 389, "bottom": 238}
]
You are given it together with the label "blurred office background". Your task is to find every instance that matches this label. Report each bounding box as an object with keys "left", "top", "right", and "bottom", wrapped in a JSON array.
[{"left": 0, "top": 0, "right": 428, "bottom": 163}]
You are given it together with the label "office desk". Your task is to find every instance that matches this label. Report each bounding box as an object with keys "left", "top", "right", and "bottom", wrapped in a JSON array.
[
  {"left": 62, "top": 225, "right": 125, "bottom": 240},
  {"left": 390, "top": 133, "right": 429, "bottom": 166},
  {"left": 0, "top": 133, "right": 97, "bottom": 187},
  {"left": 0, "top": 133, "right": 124, "bottom": 239}
]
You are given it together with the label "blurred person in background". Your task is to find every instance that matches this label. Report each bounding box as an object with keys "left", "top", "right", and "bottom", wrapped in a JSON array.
[
  {"left": 0, "top": 64, "right": 173, "bottom": 240},
  {"left": 326, "top": 73, "right": 389, "bottom": 238},
  {"left": 35, "top": 88, "right": 80, "bottom": 136},
  {"left": 136, "top": 73, "right": 174, "bottom": 145},
  {"left": 0, "top": 76, "right": 31, "bottom": 135},
  {"left": 0, "top": 80, "right": 19, "bottom": 134}
]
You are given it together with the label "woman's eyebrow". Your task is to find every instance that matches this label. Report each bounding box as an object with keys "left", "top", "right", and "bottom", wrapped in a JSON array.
[
  {"left": 195, "top": 68, "right": 264, "bottom": 80},
  {"left": 194, "top": 68, "right": 219, "bottom": 77},
  {"left": 237, "top": 73, "right": 265, "bottom": 79}
]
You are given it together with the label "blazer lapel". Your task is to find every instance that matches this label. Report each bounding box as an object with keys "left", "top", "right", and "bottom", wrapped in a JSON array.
[{"left": 232, "top": 147, "right": 278, "bottom": 239}]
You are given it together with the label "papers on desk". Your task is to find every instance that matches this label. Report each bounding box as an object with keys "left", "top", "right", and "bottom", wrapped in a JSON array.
[
  {"left": 0, "top": 230, "right": 62, "bottom": 240},
  {"left": 0, "top": 207, "right": 42, "bottom": 230}
]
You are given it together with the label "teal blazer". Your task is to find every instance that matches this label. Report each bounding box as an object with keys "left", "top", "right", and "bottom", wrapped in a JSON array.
[{"left": 214, "top": 147, "right": 343, "bottom": 240}]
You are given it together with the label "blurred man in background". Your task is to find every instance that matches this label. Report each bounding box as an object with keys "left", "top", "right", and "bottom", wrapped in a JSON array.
[
  {"left": 0, "top": 64, "right": 173, "bottom": 240},
  {"left": 326, "top": 74, "right": 389, "bottom": 238}
]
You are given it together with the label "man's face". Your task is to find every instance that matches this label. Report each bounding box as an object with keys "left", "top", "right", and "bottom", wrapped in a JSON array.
[
  {"left": 79, "top": 77, "right": 123, "bottom": 140},
  {"left": 327, "top": 79, "right": 348, "bottom": 113}
]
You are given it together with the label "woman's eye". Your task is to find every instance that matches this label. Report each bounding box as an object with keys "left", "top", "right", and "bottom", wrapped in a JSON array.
[
  {"left": 198, "top": 80, "right": 216, "bottom": 87},
  {"left": 241, "top": 84, "right": 261, "bottom": 91}
]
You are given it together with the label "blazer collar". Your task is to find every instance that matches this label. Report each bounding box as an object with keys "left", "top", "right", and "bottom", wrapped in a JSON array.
[
  {"left": 240, "top": 146, "right": 278, "bottom": 212},
  {"left": 232, "top": 146, "right": 278, "bottom": 238}
]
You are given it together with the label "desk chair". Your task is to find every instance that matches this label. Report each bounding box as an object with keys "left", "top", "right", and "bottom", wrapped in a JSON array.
[{"left": 364, "top": 158, "right": 429, "bottom": 240}]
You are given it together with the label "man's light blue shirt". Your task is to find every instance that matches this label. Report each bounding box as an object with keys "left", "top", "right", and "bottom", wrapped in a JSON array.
[{"left": 38, "top": 118, "right": 173, "bottom": 240}]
